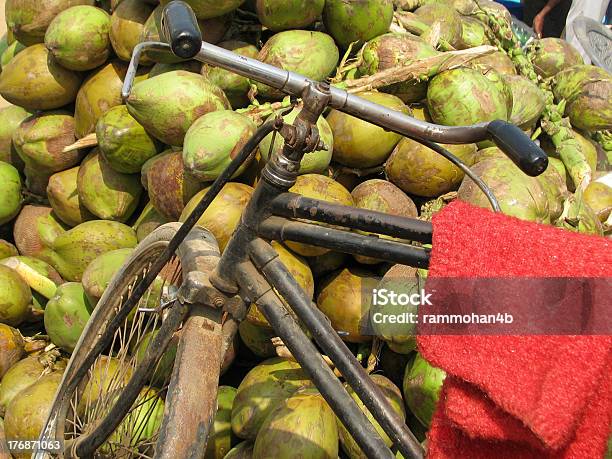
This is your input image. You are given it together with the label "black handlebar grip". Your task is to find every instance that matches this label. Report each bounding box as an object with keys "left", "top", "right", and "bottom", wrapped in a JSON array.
[
  {"left": 487, "top": 120, "right": 548, "bottom": 177},
  {"left": 161, "top": 1, "right": 202, "bottom": 59}
]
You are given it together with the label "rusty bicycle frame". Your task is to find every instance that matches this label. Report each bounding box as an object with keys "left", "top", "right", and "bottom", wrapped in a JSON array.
[{"left": 35, "top": 2, "right": 549, "bottom": 458}]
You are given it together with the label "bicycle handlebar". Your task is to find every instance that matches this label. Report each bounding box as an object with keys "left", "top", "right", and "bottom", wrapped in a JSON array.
[
  {"left": 155, "top": 1, "right": 548, "bottom": 177},
  {"left": 160, "top": 0, "right": 202, "bottom": 59},
  {"left": 487, "top": 121, "right": 548, "bottom": 176}
]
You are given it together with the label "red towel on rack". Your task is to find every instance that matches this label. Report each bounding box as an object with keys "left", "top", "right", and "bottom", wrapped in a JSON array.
[{"left": 416, "top": 201, "right": 612, "bottom": 458}]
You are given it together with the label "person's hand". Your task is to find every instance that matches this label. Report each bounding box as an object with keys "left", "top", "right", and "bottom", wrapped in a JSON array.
[{"left": 533, "top": 11, "right": 546, "bottom": 38}]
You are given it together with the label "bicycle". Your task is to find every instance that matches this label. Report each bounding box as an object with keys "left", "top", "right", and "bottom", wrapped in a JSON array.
[{"left": 34, "top": 2, "right": 548, "bottom": 458}]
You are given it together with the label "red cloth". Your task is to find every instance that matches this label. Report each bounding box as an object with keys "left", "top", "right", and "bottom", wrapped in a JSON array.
[
  {"left": 428, "top": 367, "right": 611, "bottom": 459},
  {"left": 416, "top": 201, "right": 612, "bottom": 458}
]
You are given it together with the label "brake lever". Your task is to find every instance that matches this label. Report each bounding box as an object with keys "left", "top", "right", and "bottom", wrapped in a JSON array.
[{"left": 121, "top": 41, "right": 170, "bottom": 101}]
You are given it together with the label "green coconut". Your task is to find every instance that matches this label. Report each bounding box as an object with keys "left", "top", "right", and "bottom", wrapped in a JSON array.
[
  {"left": 142, "top": 12, "right": 172, "bottom": 48},
  {"left": 370, "top": 264, "right": 418, "bottom": 354},
  {"left": 427, "top": 67, "right": 510, "bottom": 127},
  {"left": 358, "top": 33, "right": 439, "bottom": 104},
  {"left": 109, "top": 0, "right": 154, "bottom": 62},
  {"left": 202, "top": 41, "right": 259, "bottom": 108},
  {"left": 0, "top": 241, "right": 18, "bottom": 260},
  {"left": 3, "top": 372, "right": 62, "bottom": 459},
  {"left": 0, "top": 105, "right": 31, "bottom": 170},
  {"left": 0, "top": 325, "right": 25, "bottom": 379},
  {"left": 356, "top": 33, "right": 410, "bottom": 76},
  {"left": 0, "top": 256, "right": 63, "bottom": 307},
  {"left": 149, "top": 60, "right": 203, "bottom": 77},
  {"left": 471, "top": 51, "right": 517, "bottom": 75},
  {"left": 45, "top": 5, "right": 112, "bottom": 70},
  {"left": 0, "top": 41, "right": 26, "bottom": 68},
  {"left": 246, "top": 241, "right": 314, "bottom": 327},
  {"left": 414, "top": 3, "right": 463, "bottom": 49},
  {"left": 553, "top": 65, "right": 612, "bottom": 132},
  {"left": 259, "top": 106, "right": 333, "bottom": 174},
  {"left": 40, "top": 220, "right": 138, "bottom": 281},
  {"left": 253, "top": 387, "right": 337, "bottom": 459},
  {"left": 285, "top": 174, "right": 354, "bottom": 257},
  {"left": 0, "top": 266, "right": 31, "bottom": 327},
  {"left": 231, "top": 357, "right": 310, "bottom": 440},
  {"left": 183, "top": 110, "right": 257, "bottom": 182},
  {"left": 81, "top": 248, "right": 134, "bottom": 305},
  {"left": 316, "top": 267, "right": 379, "bottom": 343},
  {"left": 143, "top": 150, "right": 203, "bottom": 221},
  {"left": 481, "top": 68, "right": 513, "bottom": 122},
  {"left": 0, "top": 162, "right": 22, "bottom": 225},
  {"left": 238, "top": 321, "right": 277, "bottom": 358},
  {"left": 323, "top": 0, "right": 393, "bottom": 49},
  {"left": 566, "top": 84, "right": 612, "bottom": 133},
  {"left": 106, "top": 386, "right": 165, "bottom": 448},
  {"left": 287, "top": 174, "right": 354, "bottom": 257},
  {"left": 583, "top": 179, "right": 612, "bottom": 223},
  {"left": 96, "top": 105, "right": 162, "bottom": 174},
  {"left": 180, "top": 182, "right": 254, "bottom": 252},
  {"left": 0, "top": 34, "right": 9, "bottom": 57},
  {"left": 47, "top": 166, "right": 95, "bottom": 227},
  {"left": 225, "top": 442, "right": 254, "bottom": 459},
  {"left": 12, "top": 205, "right": 67, "bottom": 260},
  {"left": 0, "top": 44, "right": 82, "bottom": 111},
  {"left": 132, "top": 202, "right": 168, "bottom": 241},
  {"left": 159, "top": 0, "right": 244, "bottom": 19},
  {"left": 77, "top": 151, "right": 143, "bottom": 222},
  {"left": 204, "top": 386, "right": 238, "bottom": 459},
  {"left": 459, "top": 16, "right": 490, "bottom": 48},
  {"left": 327, "top": 91, "right": 409, "bottom": 168},
  {"left": 256, "top": 0, "right": 324, "bottom": 31},
  {"left": 503, "top": 74, "right": 546, "bottom": 129},
  {"left": 0, "top": 351, "right": 65, "bottom": 417},
  {"left": 378, "top": 346, "right": 413, "bottom": 390},
  {"left": 535, "top": 162, "right": 568, "bottom": 221},
  {"left": 386, "top": 139, "right": 477, "bottom": 198},
  {"left": 338, "top": 375, "right": 405, "bottom": 458},
  {"left": 529, "top": 37, "right": 584, "bottom": 78},
  {"left": 77, "top": 355, "right": 133, "bottom": 416},
  {"left": 574, "top": 131, "right": 598, "bottom": 176},
  {"left": 5, "top": 0, "right": 96, "bottom": 46},
  {"left": 12, "top": 111, "right": 82, "bottom": 196},
  {"left": 133, "top": 329, "right": 178, "bottom": 387},
  {"left": 141, "top": 6, "right": 230, "bottom": 63},
  {"left": 255, "top": 30, "right": 339, "bottom": 100},
  {"left": 458, "top": 148, "right": 550, "bottom": 223},
  {"left": 403, "top": 353, "right": 446, "bottom": 428},
  {"left": 75, "top": 60, "right": 144, "bottom": 138},
  {"left": 350, "top": 179, "right": 418, "bottom": 264},
  {"left": 44, "top": 282, "right": 92, "bottom": 352},
  {"left": 308, "top": 251, "right": 348, "bottom": 279},
  {"left": 127, "top": 70, "right": 231, "bottom": 146}
]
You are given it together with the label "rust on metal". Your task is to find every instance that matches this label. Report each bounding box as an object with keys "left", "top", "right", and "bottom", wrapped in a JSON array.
[{"left": 155, "top": 304, "right": 224, "bottom": 459}]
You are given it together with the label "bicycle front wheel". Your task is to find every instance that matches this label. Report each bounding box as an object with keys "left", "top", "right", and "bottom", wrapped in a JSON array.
[{"left": 36, "top": 223, "right": 220, "bottom": 459}]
